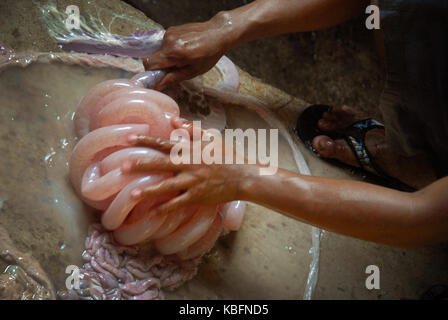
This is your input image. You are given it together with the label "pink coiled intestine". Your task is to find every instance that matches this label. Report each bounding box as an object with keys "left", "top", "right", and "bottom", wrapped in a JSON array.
[
  {"left": 63, "top": 74, "right": 246, "bottom": 299},
  {"left": 67, "top": 72, "right": 245, "bottom": 289}
]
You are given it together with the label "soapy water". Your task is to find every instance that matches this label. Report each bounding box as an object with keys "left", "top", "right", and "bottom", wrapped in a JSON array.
[{"left": 0, "top": 0, "right": 321, "bottom": 299}]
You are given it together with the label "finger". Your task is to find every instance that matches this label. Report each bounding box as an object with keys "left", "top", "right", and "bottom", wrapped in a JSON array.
[
  {"left": 143, "top": 51, "right": 178, "bottom": 71},
  {"left": 171, "top": 116, "right": 194, "bottom": 137},
  {"left": 121, "top": 157, "right": 184, "bottom": 174},
  {"left": 171, "top": 116, "right": 192, "bottom": 130},
  {"left": 154, "top": 68, "right": 194, "bottom": 91},
  {"left": 128, "top": 134, "right": 175, "bottom": 153},
  {"left": 153, "top": 192, "right": 193, "bottom": 215},
  {"left": 170, "top": 116, "right": 206, "bottom": 141},
  {"left": 131, "top": 174, "right": 196, "bottom": 200}
]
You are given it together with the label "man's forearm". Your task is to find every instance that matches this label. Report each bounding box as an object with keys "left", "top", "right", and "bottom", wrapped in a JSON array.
[
  {"left": 237, "top": 165, "right": 447, "bottom": 247},
  {"left": 214, "top": 0, "right": 368, "bottom": 50}
]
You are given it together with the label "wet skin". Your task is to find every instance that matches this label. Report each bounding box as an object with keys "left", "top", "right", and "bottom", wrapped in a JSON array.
[
  {"left": 122, "top": 118, "right": 448, "bottom": 248},
  {"left": 143, "top": 0, "right": 369, "bottom": 90},
  {"left": 137, "top": 0, "right": 448, "bottom": 247}
]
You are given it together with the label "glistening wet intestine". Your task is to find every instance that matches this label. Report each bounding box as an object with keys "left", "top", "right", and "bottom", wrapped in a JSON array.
[
  {"left": 58, "top": 224, "right": 200, "bottom": 300},
  {"left": 60, "top": 72, "right": 246, "bottom": 300}
]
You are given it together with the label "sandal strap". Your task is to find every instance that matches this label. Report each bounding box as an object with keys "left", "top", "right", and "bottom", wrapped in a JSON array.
[
  {"left": 342, "top": 118, "right": 415, "bottom": 191},
  {"left": 341, "top": 119, "right": 385, "bottom": 177},
  {"left": 351, "top": 118, "right": 384, "bottom": 130},
  {"left": 347, "top": 135, "right": 377, "bottom": 174},
  {"left": 296, "top": 104, "right": 416, "bottom": 191}
]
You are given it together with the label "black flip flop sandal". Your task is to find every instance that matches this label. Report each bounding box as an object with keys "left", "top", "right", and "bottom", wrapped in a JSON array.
[{"left": 295, "top": 104, "right": 415, "bottom": 192}]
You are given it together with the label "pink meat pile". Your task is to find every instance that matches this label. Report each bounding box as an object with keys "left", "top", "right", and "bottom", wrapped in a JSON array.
[{"left": 61, "top": 75, "right": 246, "bottom": 299}]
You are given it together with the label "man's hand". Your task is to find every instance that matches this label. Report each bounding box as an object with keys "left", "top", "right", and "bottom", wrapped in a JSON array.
[
  {"left": 143, "top": 14, "right": 234, "bottom": 91},
  {"left": 142, "top": 0, "right": 367, "bottom": 91},
  {"left": 122, "top": 118, "right": 255, "bottom": 214}
]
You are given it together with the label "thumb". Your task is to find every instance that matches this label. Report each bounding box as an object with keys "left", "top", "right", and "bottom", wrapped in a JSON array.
[
  {"left": 154, "top": 68, "right": 193, "bottom": 91},
  {"left": 143, "top": 50, "right": 177, "bottom": 70}
]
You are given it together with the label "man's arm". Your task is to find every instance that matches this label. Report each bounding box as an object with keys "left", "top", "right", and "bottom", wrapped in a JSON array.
[
  {"left": 125, "top": 128, "right": 448, "bottom": 249},
  {"left": 144, "top": 0, "right": 368, "bottom": 89},
  {"left": 239, "top": 166, "right": 448, "bottom": 248},
  {"left": 219, "top": 0, "right": 368, "bottom": 47}
]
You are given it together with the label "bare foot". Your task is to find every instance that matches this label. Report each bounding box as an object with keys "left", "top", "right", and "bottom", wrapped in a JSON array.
[{"left": 311, "top": 106, "right": 436, "bottom": 189}]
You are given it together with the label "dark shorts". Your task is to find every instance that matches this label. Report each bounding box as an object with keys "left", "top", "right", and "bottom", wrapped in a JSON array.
[{"left": 379, "top": 0, "right": 448, "bottom": 176}]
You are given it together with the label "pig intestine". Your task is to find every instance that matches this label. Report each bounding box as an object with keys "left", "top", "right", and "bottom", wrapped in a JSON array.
[{"left": 63, "top": 73, "right": 245, "bottom": 299}]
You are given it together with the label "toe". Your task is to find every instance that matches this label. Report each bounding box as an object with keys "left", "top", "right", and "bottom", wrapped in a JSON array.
[
  {"left": 312, "top": 135, "right": 359, "bottom": 167},
  {"left": 341, "top": 105, "right": 357, "bottom": 115},
  {"left": 317, "top": 118, "right": 334, "bottom": 131},
  {"left": 312, "top": 135, "right": 338, "bottom": 158},
  {"left": 330, "top": 107, "right": 358, "bottom": 127},
  {"left": 317, "top": 106, "right": 359, "bottom": 131}
]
